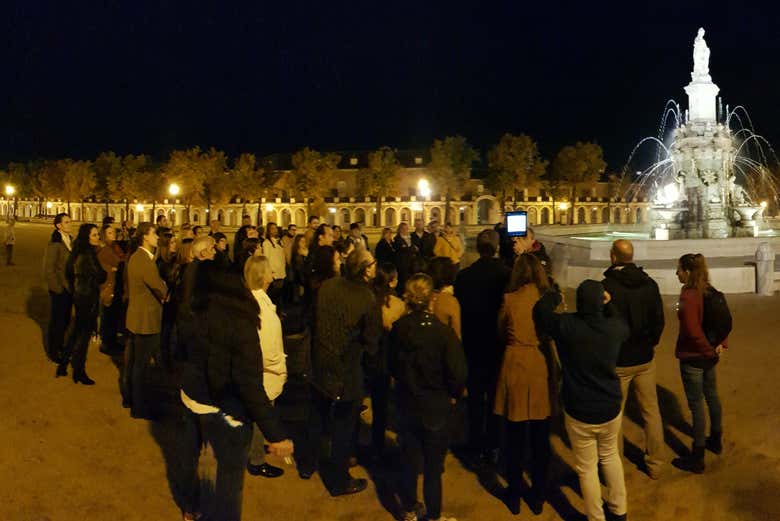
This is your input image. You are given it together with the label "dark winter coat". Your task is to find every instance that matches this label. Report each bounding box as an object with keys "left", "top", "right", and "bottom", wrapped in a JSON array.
[
  {"left": 534, "top": 280, "right": 630, "bottom": 425},
  {"left": 602, "top": 263, "right": 665, "bottom": 367},
  {"left": 411, "top": 230, "right": 436, "bottom": 259},
  {"left": 69, "top": 248, "right": 106, "bottom": 322},
  {"left": 454, "top": 257, "right": 510, "bottom": 378},
  {"left": 375, "top": 238, "right": 396, "bottom": 266},
  {"left": 181, "top": 262, "right": 286, "bottom": 442},
  {"left": 389, "top": 311, "right": 467, "bottom": 430},
  {"left": 312, "top": 276, "right": 382, "bottom": 401}
]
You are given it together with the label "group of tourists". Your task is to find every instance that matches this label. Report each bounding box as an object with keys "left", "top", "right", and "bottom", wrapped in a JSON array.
[{"left": 41, "top": 210, "right": 731, "bottom": 521}]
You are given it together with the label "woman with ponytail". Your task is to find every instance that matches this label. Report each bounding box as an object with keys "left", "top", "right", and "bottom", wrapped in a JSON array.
[{"left": 673, "top": 253, "right": 726, "bottom": 473}]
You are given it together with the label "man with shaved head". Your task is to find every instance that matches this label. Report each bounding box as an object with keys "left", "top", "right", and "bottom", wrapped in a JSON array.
[{"left": 602, "top": 239, "right": 666, "bottom": 479}]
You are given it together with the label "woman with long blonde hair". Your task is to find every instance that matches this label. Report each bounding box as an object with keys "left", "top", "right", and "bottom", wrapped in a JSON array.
[{"left": 672, "top": 253, "right": 726, "bottom": 474}]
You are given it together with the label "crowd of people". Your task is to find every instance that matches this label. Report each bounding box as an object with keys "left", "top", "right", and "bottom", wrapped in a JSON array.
[{"left": 40, "top": 210, "right": 731, "bottom": 521}]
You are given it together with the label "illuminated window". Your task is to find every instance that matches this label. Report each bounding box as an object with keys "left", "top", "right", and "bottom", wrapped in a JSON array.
[
  {"left": 414, "top": 157, "right": 423, "bottom": 165},
  {"left": 350, "top": 157, "right": 358, "bottom": 166}
]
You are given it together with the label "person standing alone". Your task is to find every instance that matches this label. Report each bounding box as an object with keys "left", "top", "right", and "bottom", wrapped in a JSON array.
[
  {"left": 602, "top": 239, "right": 665, "bottom": 479},
  {"left": 4, "top": 218, "right": 15, "bottom": 265}
]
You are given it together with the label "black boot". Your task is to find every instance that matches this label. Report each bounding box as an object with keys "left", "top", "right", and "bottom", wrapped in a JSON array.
[
  {"left": 73, "top": 372, "right": 96, "bottom": 385},
  {"left": 672, "top": 445, "right": 705, "bottom": 474},
  {"left": 706, "top": 431, "right": 723, "bottom": 455},
  {"left": 55, "top": 363, "right": 68, "bottom": 377},
  {"left": 502, "top": 489, "right": 521, "bottom": 515}
]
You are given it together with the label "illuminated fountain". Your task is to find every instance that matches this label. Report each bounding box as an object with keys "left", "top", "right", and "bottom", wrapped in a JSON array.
[
  {"left": 643, "top": 28, "right": 775, "bottom": 239},
  {"left": 537, "top": 28, "right": 780, "bottom": 294}
]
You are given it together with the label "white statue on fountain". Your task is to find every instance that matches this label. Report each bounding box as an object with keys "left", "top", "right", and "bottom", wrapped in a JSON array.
[{"left": 691, "top": 27, "right": 712, "bottom": 82}]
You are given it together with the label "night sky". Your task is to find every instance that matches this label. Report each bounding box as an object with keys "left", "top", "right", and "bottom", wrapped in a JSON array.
[{"left": 1, "top": 1, "right": 778, "bottom": 171}]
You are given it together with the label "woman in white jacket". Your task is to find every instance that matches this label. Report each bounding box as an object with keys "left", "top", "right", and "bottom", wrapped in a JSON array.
[
  {"left": 244, "top": 256, "right": 288, "bottom": 478},
  {"left": 262, "top": 223, "right": 287, "bottom": 300}
]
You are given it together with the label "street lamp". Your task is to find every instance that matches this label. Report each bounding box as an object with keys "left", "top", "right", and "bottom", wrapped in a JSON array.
[
  {"left": 417, "top": 179, "right": 432, "bottom": 221},
  {"left": 5, "top": 185, "right": 16, "bottom": 219},
  {"left": 168, "top": 183, "right": 181, "bottom": 197},
  {"left": 417, "top": 178, "right": 431, "bottom": 199},
  {"left": 557, "top": 201, "right": 570, "bottom": 225}
]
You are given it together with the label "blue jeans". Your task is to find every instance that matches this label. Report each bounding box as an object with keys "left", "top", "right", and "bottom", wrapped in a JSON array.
[{"left": 680, "top": 362, "right": 722, "bottom": 447}]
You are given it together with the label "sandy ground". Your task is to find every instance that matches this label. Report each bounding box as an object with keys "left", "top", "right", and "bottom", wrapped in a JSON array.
[{"left": 2, "top": 222, "right": 780, "bottom": 521}]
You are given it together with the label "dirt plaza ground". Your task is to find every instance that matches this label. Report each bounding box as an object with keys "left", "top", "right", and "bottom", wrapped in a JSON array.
[{"left": 1, "top": 222, "right": 780, "bottom": 521}]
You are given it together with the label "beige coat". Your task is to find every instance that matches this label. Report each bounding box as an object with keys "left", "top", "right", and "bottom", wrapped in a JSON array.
[
  {"left": 44, "top": 234, "right": 71, "bottom": 294},
  {"left": 433, "top": 233, "right": 463, "bottom": 264},
  {"left": 494, "top": 284, "right": 552, "bottom": 422},
  {"left": 432, "top": 288, "right": 461, "bottom": 339},
  {"left": 125, "top": 249, "right": 167, "bottom": 334}
]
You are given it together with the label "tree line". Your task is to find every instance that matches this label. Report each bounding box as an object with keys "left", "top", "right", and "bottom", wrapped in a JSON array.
[{"left": 0, "top": 135, "right": 626, "bottom": 223}]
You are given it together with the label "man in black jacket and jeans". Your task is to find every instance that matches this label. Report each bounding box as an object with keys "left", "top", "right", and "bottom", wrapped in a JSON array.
[{"left": 602, "top": 239, "right": 665, "bottom": 480}]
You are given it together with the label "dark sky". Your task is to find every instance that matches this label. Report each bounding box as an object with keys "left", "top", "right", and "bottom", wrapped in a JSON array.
[{"left": 1, "top": 1, "right": 778, "bottom": 170}]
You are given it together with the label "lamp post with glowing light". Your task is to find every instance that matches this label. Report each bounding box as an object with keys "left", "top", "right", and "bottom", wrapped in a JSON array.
[
  {"left": 168, "top": 183, "right": 181, "bottom": 225},
  {"left": 5, "top": 185, "right": 16, "bottom": 220},
  {"left": 417, "top": 178, "right": 432, "bottom": 221},
  {"left": 557, "top": 201, "right": 570, "bottom": 225}
]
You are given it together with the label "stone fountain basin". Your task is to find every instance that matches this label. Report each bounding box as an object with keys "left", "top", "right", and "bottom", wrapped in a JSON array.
[{"left": 535, "top": 225, "right": 780, "bottom": 294}]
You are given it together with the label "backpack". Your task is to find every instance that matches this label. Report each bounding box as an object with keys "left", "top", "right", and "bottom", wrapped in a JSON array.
[{"left": 702, "top": 286, "right": 732, "bottom": 346}]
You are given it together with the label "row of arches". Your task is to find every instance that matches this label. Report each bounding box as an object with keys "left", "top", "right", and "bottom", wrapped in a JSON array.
[{"left": 1, "top": 199, "right": 645, "bottom": 227}]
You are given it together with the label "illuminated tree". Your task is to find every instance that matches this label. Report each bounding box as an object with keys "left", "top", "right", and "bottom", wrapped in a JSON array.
[
  {"left": 486, "top": 133, "right": 547, "bottom": 213},
  {"left": 429, "top": 136, "right": 479, "bottom": 223},
  {"left": 358, "top": 146, "right": 402, "bottom": 223}
]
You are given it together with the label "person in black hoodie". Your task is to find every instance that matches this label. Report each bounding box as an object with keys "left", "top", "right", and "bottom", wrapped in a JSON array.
[
  {"left": 602, "top": 239, "right": 665, "bottom": 480},
  {"left": 534, "top": 280, "right": 630, "bottom": 521}
]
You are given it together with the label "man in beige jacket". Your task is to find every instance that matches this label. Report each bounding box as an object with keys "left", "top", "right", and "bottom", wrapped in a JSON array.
[{"left": 124, "top": 222, "right": 167, "bottom": 418}]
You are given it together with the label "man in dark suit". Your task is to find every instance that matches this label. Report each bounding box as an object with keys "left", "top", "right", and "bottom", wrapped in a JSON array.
[
  {"left": 125, "top": 222, "right": 167, "bottom": 418},
  {"left": 411, "top": 218, "right": 436, "bottom": 259},
  {"left": 454, "top": 229, "right": 510, "bottom": 466}
]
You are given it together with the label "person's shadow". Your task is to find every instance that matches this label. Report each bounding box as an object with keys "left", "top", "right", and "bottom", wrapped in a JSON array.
[
  {"left": 622, "top": 384, "right": 692, "bottom": 467},
  {"left": 26, "top": 285, "right": 50, "bottom": 357}
]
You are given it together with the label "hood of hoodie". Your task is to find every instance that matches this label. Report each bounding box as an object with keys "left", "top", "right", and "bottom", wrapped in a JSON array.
[
  {"left": 603, "top": 263, "right": 651, "bottom": 289},
  {"left": 576, "top": 279, "right": 605, "bottom": 315}
]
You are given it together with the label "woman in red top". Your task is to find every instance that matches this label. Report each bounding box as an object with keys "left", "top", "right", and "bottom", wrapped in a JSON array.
[{"left": 673, "top": 253, "right": 725, "bottom": 474}]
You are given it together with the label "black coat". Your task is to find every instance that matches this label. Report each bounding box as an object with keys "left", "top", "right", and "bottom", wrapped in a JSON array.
[
  {"left": 389, "top": 311, "right": 467, "bottom": 430},
  {"left": 602, "top": 264, "right": 665, "bottom": 367},
  {"left": 69, "top": 249, "right": 106, "bottom": 320},
  {"left": 392, "top": 234, "right": 416, "bottom": 286},
  {"left": 181, "top": 262, "right": 286, "bottom": 442},
  {"left": 454, "top": 257, "right": 510, "bottom": 377},
  {"left": 313, "top": 276, "right": 381, "bottom": 401},
  {"left": 534, "top": 281, "right": 630, "bottom": 424},
  {"left": 375, "top": 238, "right": 396, "bottom": 265},
  {"left": 411, "top": 231, "right": 436, "bottom": 259}
]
